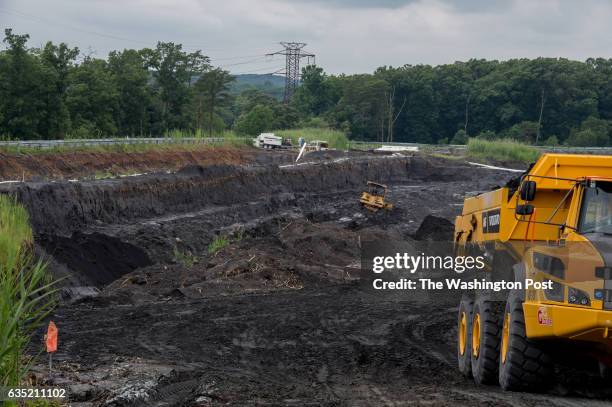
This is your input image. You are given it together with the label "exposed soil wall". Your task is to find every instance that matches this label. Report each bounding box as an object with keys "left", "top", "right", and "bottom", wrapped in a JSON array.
[
  {"left": 1, "top": 156, "right": 467, "bottom": 236},
  {"left": 0, "top": 147, "right": 294, "bottom": 181}
]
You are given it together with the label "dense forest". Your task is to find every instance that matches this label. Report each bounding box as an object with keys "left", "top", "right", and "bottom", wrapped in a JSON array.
[{"left": 3, "top": 28, "right": 612, "bottom": 146}]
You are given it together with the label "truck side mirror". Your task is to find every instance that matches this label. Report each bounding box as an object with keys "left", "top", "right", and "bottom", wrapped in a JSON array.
[
  {"left": 520, "top": 180, "right": 537, "bottom": 201},
  {"left": 516, "top": 204, "right": 534, "bottom": 216}
]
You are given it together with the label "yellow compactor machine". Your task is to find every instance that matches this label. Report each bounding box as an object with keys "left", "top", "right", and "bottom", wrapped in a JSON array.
[{"left": 455, "top": 153, "right": 612, "bottom": 390}]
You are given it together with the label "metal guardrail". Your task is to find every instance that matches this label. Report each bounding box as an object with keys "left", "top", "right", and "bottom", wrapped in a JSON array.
[
  {"left": 0, "top": 137, "right": 231, "bottom": 149},
  {"left": 348, "top": 140, "right": 612, "bottom": 155},
  {"left": 2, "top": 137, "right": 612, "bottom": 155},
  {"left": 532, "top": 145, "right": 612, "bottom": 154}
]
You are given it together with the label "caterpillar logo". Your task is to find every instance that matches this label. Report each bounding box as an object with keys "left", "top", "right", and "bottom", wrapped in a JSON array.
[
  {"left": 537, "top": 306, "right": 552, "bottom": 326},
  {"left": 482, "top": 209, "right": 501, "bottom": 234}
]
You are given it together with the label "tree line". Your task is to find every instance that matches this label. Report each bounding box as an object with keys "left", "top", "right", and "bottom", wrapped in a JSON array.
[
  {"left": 295, "top": 60, "right": 612, "bottom": 146},
  {"left": 4, "top": 28, "right": 612, "bottom": 146}
]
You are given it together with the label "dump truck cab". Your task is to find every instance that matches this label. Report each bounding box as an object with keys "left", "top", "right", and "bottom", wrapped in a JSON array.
[{"left": 454, "top": 154, "right": 612, "bottom": 390}]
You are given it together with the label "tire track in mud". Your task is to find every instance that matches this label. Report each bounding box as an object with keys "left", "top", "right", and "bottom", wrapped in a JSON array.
[
  {"left": 402, "top": 306, "right": 457, "bottom": 367},
  {"left": 53, "top": 276, "right": 612, "bottom": 405}
]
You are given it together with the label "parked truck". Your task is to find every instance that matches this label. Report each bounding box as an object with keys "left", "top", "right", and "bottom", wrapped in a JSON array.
[
  {"left": 253, "top": 133, "right": 292, "bottom": 149},
  {"left": 454, "top": 153, "right": 612, "bottom": 390}
]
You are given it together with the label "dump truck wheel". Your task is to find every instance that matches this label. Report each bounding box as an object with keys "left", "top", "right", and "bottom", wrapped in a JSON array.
[
  {"left": 470, "top": 296, "right": 503, "bottom": 385},
  {"left": 498, "top": 292, "right": 552, "bottom": 391},
  {"left": 457, "top": 295, "right": 473, "bottom": 377}
]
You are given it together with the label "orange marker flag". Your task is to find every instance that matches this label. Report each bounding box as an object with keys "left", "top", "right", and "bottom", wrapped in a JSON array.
[{"left": 46, "top": 321, "right": 58, "bottom": 353}]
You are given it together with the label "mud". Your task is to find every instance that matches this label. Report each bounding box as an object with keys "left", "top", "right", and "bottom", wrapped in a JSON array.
[
  {"left": 38, "top": 232, "right": 152, "bottom": 287},
  {"left": 7, "top": 152, "right": 611, "bottom": 406},
  {"left": 413, "top": 215, "right": 455, "bottom": 241}
]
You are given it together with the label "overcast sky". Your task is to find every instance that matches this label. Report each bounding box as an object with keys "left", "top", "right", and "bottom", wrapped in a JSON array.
[{"left": 1, "top": 0, "right": 612, "bottom": 74}]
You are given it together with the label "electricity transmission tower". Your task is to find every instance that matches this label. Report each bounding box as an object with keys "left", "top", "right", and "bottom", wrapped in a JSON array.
[{"left": 268, "top": 42, "right": 315, "bottom": 103}]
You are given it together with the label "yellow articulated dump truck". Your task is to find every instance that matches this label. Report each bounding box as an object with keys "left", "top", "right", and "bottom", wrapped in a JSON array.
[{"left": 454, "top": 153, "right": 612, "bottom": 390}]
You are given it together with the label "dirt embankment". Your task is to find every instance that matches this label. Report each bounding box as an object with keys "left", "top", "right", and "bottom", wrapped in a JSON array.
[
  {"left": 3, "top": 156, "right": 465, "bottom": 236},
  {"left": 0, "top": 147, "right": 294, "bottom": 181}
]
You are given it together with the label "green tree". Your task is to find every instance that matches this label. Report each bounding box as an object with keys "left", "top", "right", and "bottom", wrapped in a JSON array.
[
  {"left": 0, "top": 29, "right": 45, "bottom": 139},
  {"left": 234, "top": 104, "right": 274, "bottom": 135},
  {"left": 193, "top": 68, "right": 234, "bottom": 136},
  {"left": 142, "top": 42, "right": 209, "bottom": 132},
  {"left": 66, "top": 57, "right": 119, "bottom": 137},
  {"left": 451, "top": 129, "right": 468, "bottom": 144},
  {"left": 502, "top": 121, "right": 539, "bottom": 143},
  {"left": 332, "top": 74, "right": 389, "bottom": 140},
  {"left": 375, "top": 65, "right": 439, "bottom": 143},
  {"left": 37, "top": 41, "right": 79, "bottom": 138},
  {"left": 185, "top": 50, "right": 210, "bottom": 87},
  {"left": 233, "top": 89, "right": 277, "bottom": 117},
  {"left": 108, "top": 49, "right": 152, "bottom": 136},
  {"left": 565, "top": 128, "right": 608, "bottom": 147},
  {"left": 543, "top": 135, "right": 559, "bottom": 146},
  {"left": 565, "top": 116, "right": 610, "bottom": 146},
  {"left": 293, "top": 65, "right": 335, "bottom": 116},
  {"left": 233, "top": 89, "right": 298, "bottom": 130}
]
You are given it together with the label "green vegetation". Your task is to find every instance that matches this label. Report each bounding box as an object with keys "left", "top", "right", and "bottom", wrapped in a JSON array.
[
  {"left": 0, "top": 195, "right": 55, "bottom": 392},
  {"left": 235, "top": 105, "right": 275, "bottom": 136},
  {"left": 230, "top": 74, "right": 284, "bottom": 100},
  {"left": 289, "top": 61, "right": 612, "bottom": 147},
  {"left": 466, "top": 138, "right": 541, "bottom": 163},
  {"left": 276, "top": 128, "right": 349, "bottom": 150},
  {"left": 208, "top": 235, "right": 229, "bottom": 255},
  {"left": 0, "top": 136, "right": 253, "bottom": 155},
  {"left": 172, "top": 246, "right": 198, "bottom": 267},
  {"left": 25, "top": 401, "right": 62, "bottom": 407},
  {"left": 4, "top": 28, "right": 612, "bottom": 147}
]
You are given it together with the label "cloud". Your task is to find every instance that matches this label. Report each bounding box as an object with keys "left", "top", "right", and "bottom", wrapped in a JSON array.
[{"left": 1, "top": 0, "right": 611, "bottom": 74}]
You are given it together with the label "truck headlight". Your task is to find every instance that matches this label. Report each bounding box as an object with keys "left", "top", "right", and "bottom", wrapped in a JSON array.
[{"left": 568, "top": 287, "right": 590, "bottom": 306}]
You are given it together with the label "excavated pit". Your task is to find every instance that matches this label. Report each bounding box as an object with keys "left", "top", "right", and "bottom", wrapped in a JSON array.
[
  {"left": 4, "top": 152, "right": 611, "bottom": 406},
  {"left": 37, "top": 232, "right": 152, "bottom": 287}
]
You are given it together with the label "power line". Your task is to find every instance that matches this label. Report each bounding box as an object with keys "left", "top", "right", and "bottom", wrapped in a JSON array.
[
  {"left": 220, "top": 55, "right": 277, "bottom": 68},
  {"left": 0, "top": 7, "right": 152, "bottom": 45},
  {"left": 0, "top": 6, "right": 274, "bottom": 54},
  {"left": 1, "top": 6, "right": 310, "bottom": 77},
  {"left": 267, "top": 42, "right": 315, "bottom": 103},
  {"left": 209, "top": 53, "right": 270, "bottom": 62},
  {"left": 233, "top": 65, "right": 286, "bottom": 75}
]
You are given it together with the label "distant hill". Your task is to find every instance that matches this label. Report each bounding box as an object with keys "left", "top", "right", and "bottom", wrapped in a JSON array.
[{"left": 231, "top": 74, "right": 285, "bottom": 100}]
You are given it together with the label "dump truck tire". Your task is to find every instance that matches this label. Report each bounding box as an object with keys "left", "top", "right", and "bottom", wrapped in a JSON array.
[
  {"left": 457, "top": 295, "right": 473, "bottom": 377},
  {"left": 498, "top": 292, "right": 552, "bottom": 391},
  {"left": 470, "top": 296, "right": 502, "bottom": 385}
]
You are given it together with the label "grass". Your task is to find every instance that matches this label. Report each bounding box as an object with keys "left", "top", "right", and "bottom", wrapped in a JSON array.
[
  {"left": 275, "top": 128, "right": 350, "bottom": 150},
  {"left": 172, "top": 246, "right": 198, "bottom": 267},
  {"left": 466, "top": 138, "right": 540, "bottom": 164},
  {"left": 0, "top": 132, "right": 252, "bottom": 155},
  {"left": 208, "top": 235, "right": 229, "bottom": 255},
  {"left": 25, "top": 401, "right": 62, "bottom": 407},
  {"left": 0, "top": 128, "right": 347, "bottom": 155},
  {"left": 94, "top": 170, "right": 114, "bottom": 180},
  {"left": 0, "top": 195, "right": 56, "bottom": 396}
]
